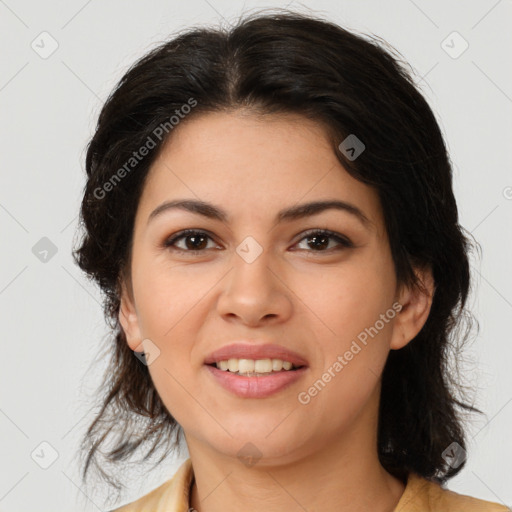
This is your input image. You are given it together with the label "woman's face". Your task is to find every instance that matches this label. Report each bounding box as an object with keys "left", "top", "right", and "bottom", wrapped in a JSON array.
[{"left": 119, "top": 111, "right": 429, "bottom": 465}]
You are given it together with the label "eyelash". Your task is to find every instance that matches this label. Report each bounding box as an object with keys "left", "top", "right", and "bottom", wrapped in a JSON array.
[{"left": 162, "top": 228, "right": 354, "bottom": 255}]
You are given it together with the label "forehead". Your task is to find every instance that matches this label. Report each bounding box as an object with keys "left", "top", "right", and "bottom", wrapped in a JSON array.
[
  {"left": 154, "top": 110, "right": 336, "bottom": 172},
  {"left": 135, "top": 111, "right": 384, "bottom": 233}
]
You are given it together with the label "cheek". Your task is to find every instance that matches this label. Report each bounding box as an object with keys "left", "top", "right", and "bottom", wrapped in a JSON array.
[
  {"left": 294, "top": 255, "right": 395, "bottom": 333},
  {"left": 291, "top": 254, "right": 396, "bottom": 384},
  {"left": 132, "top": 260, "right": 210, "bottom": 338},
  {"left": 295, "top": 271, "right": 394, "bottom": 422},
  {"left": 145, "top": 356, "right": 200, "bottom": 431},
  {"left": 132, "top": 263, "right": 214, "bottom": 394},
  {"left": 134, "top": 272, "right": 204, "bottom": 420}
]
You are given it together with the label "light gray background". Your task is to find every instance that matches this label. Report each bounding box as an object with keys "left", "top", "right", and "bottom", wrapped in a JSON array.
[{"left": 1, "top": 1, "right": 511, "bottom": 510}]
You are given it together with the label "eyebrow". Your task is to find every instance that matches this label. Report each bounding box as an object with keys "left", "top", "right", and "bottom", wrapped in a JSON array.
[{"left": 147, "top": 198, "right": 373, "bottom": 229}]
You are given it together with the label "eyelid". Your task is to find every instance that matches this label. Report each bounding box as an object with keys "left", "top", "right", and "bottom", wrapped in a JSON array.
[
  {"left": 163, "top": 228, "right": 221, "bottom": 252},
  {"left": 294, "top": 228, "right": 353, "bottom": 246},
  {"left": 162, "top": 227, "right": 354, "bottom": 254}
]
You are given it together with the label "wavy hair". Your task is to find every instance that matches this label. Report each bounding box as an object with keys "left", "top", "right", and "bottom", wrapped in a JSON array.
[{"left": 72, "top": 8, "right": 482, "bottom": 505}]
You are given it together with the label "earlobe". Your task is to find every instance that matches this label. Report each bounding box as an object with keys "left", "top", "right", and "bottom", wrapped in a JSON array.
[
  {"left": 390, "top": 266, "right": 435, "bottom": 350},
  {"left": 118, "top": 278, "right": 142, "bottom": 351}
]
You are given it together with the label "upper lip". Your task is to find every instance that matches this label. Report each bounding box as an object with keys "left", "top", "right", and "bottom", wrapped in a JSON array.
[{"left": 204, "top": 343, "right": 308, "bottom": 367}]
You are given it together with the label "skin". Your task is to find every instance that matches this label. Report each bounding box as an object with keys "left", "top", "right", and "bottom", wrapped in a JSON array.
[{"left": 119, "top": 110, "right": 434, "bottom": 512}]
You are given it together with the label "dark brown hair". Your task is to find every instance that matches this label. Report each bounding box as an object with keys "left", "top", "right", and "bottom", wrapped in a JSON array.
[{"left": 72, "top": 7, "right": 482, "bottom": 505}]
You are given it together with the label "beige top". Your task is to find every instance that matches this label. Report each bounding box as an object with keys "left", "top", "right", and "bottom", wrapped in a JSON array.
[{"left": 112, "top": 458, "right": 509, "bottom": 512}]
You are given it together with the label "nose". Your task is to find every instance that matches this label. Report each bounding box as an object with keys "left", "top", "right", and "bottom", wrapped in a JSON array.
[{"left": 216, "top": 249, "right": 293, "bottom": 327}]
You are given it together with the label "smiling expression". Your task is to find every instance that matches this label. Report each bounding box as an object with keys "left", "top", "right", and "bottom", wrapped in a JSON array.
[{"left": 118, "top": 110, "right": 429, "bottom": 464}]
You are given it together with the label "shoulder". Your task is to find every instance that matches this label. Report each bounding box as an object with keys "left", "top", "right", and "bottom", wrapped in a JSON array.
[
  {"left": 394, "top": 472, "right": 510, "bottom": 512},
  {"left": 110, "top": 458, "right": 194, "bottom": 512}
]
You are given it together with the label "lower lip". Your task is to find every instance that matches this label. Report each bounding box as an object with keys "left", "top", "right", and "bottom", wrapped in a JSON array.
[{"left": 205, "top": 364, "right": 308, "bottom": 398}]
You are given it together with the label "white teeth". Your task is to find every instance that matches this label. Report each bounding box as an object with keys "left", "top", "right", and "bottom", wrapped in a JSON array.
[
  {"left": 238, "top": 359, "right": 255, "bottom": 373},
  {"left": 218, "top": 360, "right": 229, "bottom": 371},
  {"left": 214, "top": 358, "right": 296, "bottom": 373},
  {"left": 254, "top": 359, "right": 271, "bottom": 372}
]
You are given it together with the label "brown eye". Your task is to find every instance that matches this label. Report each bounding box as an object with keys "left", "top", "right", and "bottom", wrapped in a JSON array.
[
  {"left": 162, "top": 228, "right": 353, "bottom": 255},
  {"left": 164, "top": 230, "right": 218, "bottom": 253},
  {"left": 294, "top": 229, "right": 353, "bottom": 252}
]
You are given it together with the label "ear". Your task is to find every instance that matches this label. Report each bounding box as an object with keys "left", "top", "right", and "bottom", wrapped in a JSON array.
[
  {"left": 118, "top": 276, "right": 143, "bottom": 352},
  {"left": 390, "top": 265, "right": 435, "bottom": 350}
]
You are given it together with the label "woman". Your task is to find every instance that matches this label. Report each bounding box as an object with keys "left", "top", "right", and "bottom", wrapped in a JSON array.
[{"left": 72, "top": 9, "right": 508, "bottom": 512}]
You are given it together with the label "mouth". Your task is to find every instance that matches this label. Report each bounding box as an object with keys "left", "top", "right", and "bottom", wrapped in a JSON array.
[
  {"left": 204, "top": 360, "right": 308, "bottom": 398},
  {"left": 203, "top": 343, "right": 309, "bottom": 398}
]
